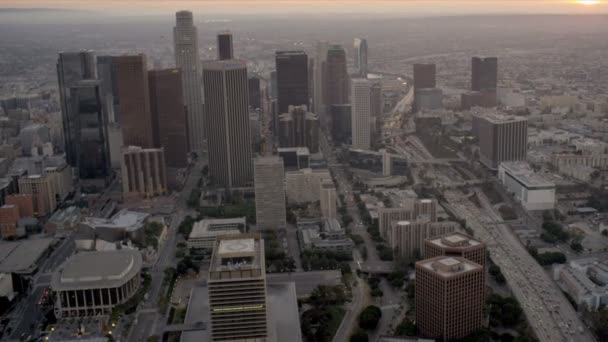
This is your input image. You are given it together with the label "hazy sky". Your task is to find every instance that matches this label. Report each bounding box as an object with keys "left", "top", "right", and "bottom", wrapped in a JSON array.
[{"left": 1, "top": 0, "right": 607, "bottom": 15}]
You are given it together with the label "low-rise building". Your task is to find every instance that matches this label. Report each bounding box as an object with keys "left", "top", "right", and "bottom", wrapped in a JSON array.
[
  {"left": 187, "top": 217, "right": 246, "bottom": 251},
  {"left": 298, "top": 218, "right": 353, "bottom": 254},
  {"left": 121, "top": 146, "right": 167, "bottom": 198},
  {"left": 79, "top": 209, "right": 150, "bottom": 244},
  {"left": 556, "top": 265, "right": 608, "bottom": 310},
  {"left": 378, "top": 199, "right": 437, "bottom": 239},
  {"left": 51, "top": 249, "right": 143, "bottom": 318},
  {"left": 285, "top": 168, "right": 331, "bottom": 203},
  {"left": 498, "top": 161, "right": 555, "bottom": 211},
  {"left": 389, "top": 221, "right": 458, "bottom": 259}
]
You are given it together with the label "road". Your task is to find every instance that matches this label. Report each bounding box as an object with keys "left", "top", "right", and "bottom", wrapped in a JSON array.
[
  {"left": 128, "top": 160, "right": 204, "bottom": 342},
  {"left": 332, "top": 275, "right": 370, "bottom": 342},
  {"left": 444, "top": 189, "right": 595, "bottom": 342}
]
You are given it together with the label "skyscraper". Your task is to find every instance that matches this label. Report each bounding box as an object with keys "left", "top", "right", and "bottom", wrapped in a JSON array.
[
  {"left": 254, "top": 156, "right": 286, "bottom": 230},
  {"left": 57, "top": 51, "right": 97, "bottom": 166},
  {"left": 416, "top": 256, "right": 485, "bottom": 340},
  {"left": 203, "top": 60, "right": 253, "bottom": 188},
  {"left": 351, "top": 78, "right": 372, "bottom": 150},
  {"left": 208, "top": 234, "right": 268, "bottom": 341},
  {"left": 313, "top": 41, "right": 329, "bottom": 116},
  {"left": 324, "top": 45, "right": 349, "bottom": 109},
  {"left": 97, "top": 56, "right": 120, "bottom": 124},
  {"left": 320, "top": 179, "right": 337, "bottom": 219},
  {"left": 275, "top": 51, "right": 309, "bottom": 114},
  {"left": 121, "top": 146, "right": 167, "bottom": 198},
  {"left": 278, "top": 105, "right": 319, "bottom": 153},
  {"left": 69, "top": 80, "right": 111, "bottom": 185},
  {"left": 471, "top": 56, "right": 498, "bottom": 91},
  {"left": 217, "top": 30, "right": 234, "bottom": 60},
  {"left": 413, "top": 63, "right": 436, "bottom": 90},
  {"left": 477, "top": 113, "right": 528, "bottom": 169},
  {"left": 113, "top": 55, "right": 154, "bottom": 148},
  {"left": 354, "top": 38, "right": 368, "bottom": 78},
  {"left": 148, "top": 68, "right": 189, "bottom": 168},
  {"left": 330, "top": 104, "right": 351, "bottom": 144},
  {"left": 248, "top": 76, "right": 262, "bottom": 110},
  {"left": 174, "top": 10, "right": 205, "bottom": 151}
]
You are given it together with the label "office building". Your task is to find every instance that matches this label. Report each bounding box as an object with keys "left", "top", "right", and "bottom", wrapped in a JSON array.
[
  {"left": 313, "top": 41, "right": 329, "bottom": 116},
  {"left": 113, "top": 55, "right": 154, "bottom": 148},
  {"left": 5, "top": 194, "right": 34, "bottom": 218},
  {"left": 18, "top": 175, "right": 56, "bottom": 218},
  {"left": 187, "top": 217, "right": 246, "bottom": 251},
  {"left": 324, "top": 45, "right": 349, "bottom": 108},
  {"left": 498, "top": 161, "right": 555, "bottom": 211},
  {"left": 298, "top": 218, "right": 353, "bottom": 254},
  {"left": 389, "top": 221, "right": 458, "bottom": 259},
  {"left": 254, "top": 156, "right": 286, "bottom": 230},
  {"left": 217, "top": 30, "right": 234, "bottom": 60},
  {"left": 320, "top": 179, "right": 337, "bottom": 220},
  {"left": 354, "top": 38, "right": 368, "bottom": 78},
  {"left": 121, "top": 146, "right": 167, "bottom": 198},
  {"left": 97, "top": 56, "right": 120, "bottom": 124},
  {"left": 381, "top": 149, "right": 392, "bottom": 176},
  {"left": 416, "top": 256, "right": 484, "bottom": 341},
  {"left": 351, "top": 79, "right": 372, "bottom": 150},
  {"left": 148, "top": 68, "right": 189, "bottom": 167},
  {"left": 278, "top": 105, "right": 319, "bottom": 153},
  {"left": 208, "top": 234, "right": 268, "bottom": 341},
  {"left": 477, "top": 114, "right": 528, "bottom": 169},
  {"left": 203, "top": 60, "right": 253, "bottom": 188},
  {"left": 275, "top": 50, "right": 309, "bottom": 114},
  {"left": 69, "top": 80, "right": 112, "bottom": 185},
  {"left": 248, "top": 76, "right": 262, "bottom": 110},
  {"left": 471, "top": 57, "right": 498, "bottom": 91},
  {"left": 285, "top": 168, "right": 331, "bottom": 203},
  {"left": 330, "top": 104, "right": 352, "bottom": 144},
  {"left": 378, "top": 199, "right": 438, "bottom": 240},
  {"left": 415, "top": 88, "right": 443, "bottom": 111},
  {"left": 425, "top": 233, "right": 486, "bottom": 267},
  {"left": 0, "top": 204, "right": 19, "bottom": 239},
  {"left": 461, "top": 90, "right": 497, "bottom": 109},
  {"left": 413, "top": 64, "right": 436, "bottom": 90},
  {"left": 57, "top": 51, "right": 97, "bottom": 166},
  {"left": 174, "top": 10, "right": 205, "bottom": 151},
  {"left": 51, "top": 249, "right": 143, "bottom": 318},
  {"left": 277, "top": 147, "right": 310, "bottom": 171}
]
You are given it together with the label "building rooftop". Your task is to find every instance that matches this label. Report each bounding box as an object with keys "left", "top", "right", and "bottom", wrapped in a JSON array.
[
  {"left": 51, "top": 249, "right": 142, "bottom": 291},
  {"left": 500, "top": 161, "right": 555, "bottom": 188},
  {"left": 482, "top": 113, "right": 528, "bottom": 124},
  {"left": 324, "top": 218, "right": 343, "bottom": 234},
  {"left": 210, "top": 235, "right": 264, "bottom": 274},
  {"left": 0, "top": 238, "right": 53, "bottom": 274},
  {"left": 427, "top": 232, "right": 482, "bottom": 249},
  {"left": 189, "top": 217, "right": 245, "bottom": 239},
  {"left": 277, "top": 147, "right": 310, "bottom": 156},
  {"left": 218, "top": 238, "right": 256, "bottom": 258},
  {"left": 81, "top": 209, "right": 149, "bottom": 232},
  {"left": 417, "top": 256, "right": 481, "bottom": 277}
]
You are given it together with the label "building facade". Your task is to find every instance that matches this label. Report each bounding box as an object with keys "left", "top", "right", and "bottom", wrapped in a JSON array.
[
  {"left": 0, "top": 204, "right": 19, "bottom": 239},
  {"left": 217, "top": 31, "right": 234, "bottom": 60},
  {"left": 320, "top": 179, "right": 337, "bottom": 220},
  {"left": 354, "top": 38, "right": 368, "bottom": 78},
  {"left": 121, "top": 146, "right": 167, "bottom": 198},
  {"left": 187, "top": 217, "right": 246, "bottom": 251},
  {"left": 498, "top": 161, "right": 556, "bottom": 211},
  {"left": 378, "top": 199, "right": 438, "bottom": 239},
  {"left": 424, "top": 232, "right": 486, "bottom": 267},
  {"left": 324, "top": 45, "right": 349, "bottom": 108},
  {"left": 254, "top": 156, "right": 286, "bottom": 230},
  {"left": 208, "top": 235, "right": 268, "bottom": 341},
  {"left": 278, "top": 105, "right": 319, "bottom": 153},
  {"left": 275, "top": 50, "right": 309, "bottom": 115},
  {"left": 351, "top": 79, "right": 372, "bottom": 150},
  {"left": 389, "top": 221, "right": 458, "bottom": 259},
  {"left": 416, "top": 256, "right": 485, "bottom": 341},
  {"left": 203, "top": 60, "right": 253, "bottom": 188},
  {"left": 285, "top": 168, "right": 331, "bottom": 203},
  {"left": 477, "top": 114, "right": 528, "bottom": 169},
  {"left": 471, "top": 57, "right": 498, "bottom": 91},
  {"left": 174, "top": 10, "right": 205, "bottom": 151}
]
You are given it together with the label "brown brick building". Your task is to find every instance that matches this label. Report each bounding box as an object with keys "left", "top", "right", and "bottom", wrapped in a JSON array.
[
  {"left": 5, "top": 194, "right": 34, "bottom": 218},
  {"left": 425, "top": 232, "right": 486, "bottom": 267},
  {"left": 0, "top": 204, "right": 19, "bottom": 239},
  {"left": 416, "top": 256, "right": 485, "bottom": 341}
]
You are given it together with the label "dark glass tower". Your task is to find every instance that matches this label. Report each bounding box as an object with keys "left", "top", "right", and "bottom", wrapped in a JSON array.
[{"left": 275, "top": 50, "right": 309, "bottom": 114}]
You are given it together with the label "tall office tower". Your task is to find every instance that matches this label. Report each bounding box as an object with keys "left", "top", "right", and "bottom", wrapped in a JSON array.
[
  {"left": 477, "top": 114, "right": 528, "bottom": 169},
  {"left": 113, "top": 55, "right": 154, "bottom": 148},
  {"left": 148, "top": 68, "right": 189, "bottom": 168},
  {"left": 97, "top": 56, "right": 119, "bottom": 124},
  {"left": 121, "top": 146, "right": 167, "bottom": 198},
  {"left": 378, "top": 199, "right": 438, "bottom": 238},
  {"left": 370, "top": 81, "right": 382, "bottom": 138},
  {"left": 416, "top": 256, "right": 484, "bottom": 340},
  {"left": 203, "top": 60, "right": 253, "bottom": 188},
  {"left": 381, "top": 149, "right": 391, "bottom": 176},
  {"left": 69, "top": 80, "right": 111, "bottom": 185},
  {"left": 217, "top": 30, "right": 234, "bottom": 60},
  {"left": 275, "top": 50, "right": 309, "bottom": 114},
  {"left": 330, "top": 104, "right": 352, "bottom": 144},
  {"left": 425, "top": 232, "right": 486, "bottom": 267},
  {"left": 324, "top": 45, "right": 349, "bottom": 108},
  {"left": 354, "top": 38, "right": 368, "bottom": 78},
  {"left": 351, "top": 79, "right": 372, "bottom": 150},
  {"left": 313, "top": 41, "right": 329, "bottom": 116},
  {"left": 471, "top": 56, "right": 498, "bottom": 91},
  {"left": 389, "top": 221, "right": 457, "bottom": 259},
  {"left": 208, "top": 234, "right": 268, "bottom": 341},
  {"left": 278, "top": 105, "right": 320, "bottom": 153},
  {"left": 320, "top": 179, "right": 337, "bottom": 219},
  {"left": 248, "top": 76, "right": 262, "bottom": 110},
  {"left": 174, "top": 10, "right": 205, "bottom": 151},
  {"left": 57, "top": 51, "right": 97, "bottom": 167},
  {"left": 254, "top": 156, "right": 286, "bottom": 230},
  {"left": 413, "top": 63, "right": 436, "bottom": 90}
]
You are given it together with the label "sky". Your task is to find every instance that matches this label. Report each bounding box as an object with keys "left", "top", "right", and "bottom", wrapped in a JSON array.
[{"left": 0, "top": 0, "right": 607, "bottom": 15}]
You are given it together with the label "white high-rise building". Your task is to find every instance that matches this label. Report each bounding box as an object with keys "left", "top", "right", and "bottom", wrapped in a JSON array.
[
  {"left": 254, "top": 156, "right": 286, "bottom": 230},
  {"left": 174, "top": 10, "right": 205, "bottom": 152},
  {"left": 381, "top": 148, "right": 392, "bottom": 176},
  {"left": 351, "top": 78, "right": 372, "bottom": 150},
  {"left": 354, "top": 38, "right": 368, "bottom": 78},
  {"left": 320, "top": 179, "right": 337, "bottom": 219}
]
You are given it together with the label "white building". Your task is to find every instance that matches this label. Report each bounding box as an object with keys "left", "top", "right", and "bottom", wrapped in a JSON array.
[
  {"left": 381, "top": 149, "right": 392, "bottom": 176},
  {"left": 187, "top": 217, "right": 245, "bottom": 251},
  {"left": 254, "top": 156, "right": 286, "bottom": 230},
  {"left": 320, "top": 179, "right": 337, "bottom": 219},
  {"left": 498, "top": 161, "right": 555, "bottom": 211},
  {"left": 351, "top": 78, "right": 372, "bottom": 150},
  {"left": 285, "top": 168, "right": 331, "bottom": 203}
]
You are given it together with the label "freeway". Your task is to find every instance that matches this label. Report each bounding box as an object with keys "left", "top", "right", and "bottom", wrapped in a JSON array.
[{"left": 444, "top": 189, "right": 595, "bottom": 342}]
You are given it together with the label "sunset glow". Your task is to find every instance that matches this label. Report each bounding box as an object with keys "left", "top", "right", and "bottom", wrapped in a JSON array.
[{"left": 576, "top": 0, "right": 601, "bottom": 4}]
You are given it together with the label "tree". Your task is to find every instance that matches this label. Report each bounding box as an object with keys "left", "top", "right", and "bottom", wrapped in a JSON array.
[
  {"left": 394, "top": 318, "right": 416, "bottom": 336},
  {"left": 358, "top": 305, "right": 382, "bottom": 330},
  {"left": 350, "top": 329, "right": 369, "bottom": 342},
  {"left": 571, "top": 240, "right": 583, "bottom": 253}
]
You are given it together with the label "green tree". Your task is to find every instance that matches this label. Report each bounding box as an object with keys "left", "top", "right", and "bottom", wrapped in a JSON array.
[
  {"left": 358, "top": 305, "right": 382, "bottom": 330},
  {"left": 350, "top": 329, "right": 369, "bottom": 342},
  {"left": 394, "top": 318, "right": 416, "bottom": 336}
]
